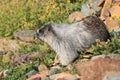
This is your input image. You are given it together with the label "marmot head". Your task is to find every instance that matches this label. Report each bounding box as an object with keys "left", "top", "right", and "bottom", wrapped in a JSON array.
[{"left": 35, "top": 24, "right": 53, "bottom": 41}]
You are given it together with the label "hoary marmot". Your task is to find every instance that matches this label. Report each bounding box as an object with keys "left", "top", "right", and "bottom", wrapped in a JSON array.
[{"left": 35, "top": 16, "right": 110, "bottom": 66}]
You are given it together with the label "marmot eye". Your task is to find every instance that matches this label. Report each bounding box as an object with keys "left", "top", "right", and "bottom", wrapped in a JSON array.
[
  {"left": 38, "top": 29, "right": 45, "bottom": 34},
  {"left": 39, "top": 29, "right": 41, "bottom": 33}
]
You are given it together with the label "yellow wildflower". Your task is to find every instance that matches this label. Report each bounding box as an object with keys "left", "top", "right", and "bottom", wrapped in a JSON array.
[
  {"left": 66, "top": 0, "right": 70, "bottom": 3},
  {"left": 40, "top": 15, "right": 46, "bottom": 21}
]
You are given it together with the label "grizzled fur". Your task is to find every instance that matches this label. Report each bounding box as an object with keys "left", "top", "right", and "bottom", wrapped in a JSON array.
[{"left": 35, "top": 16, "right": 110, "bottom": 65}]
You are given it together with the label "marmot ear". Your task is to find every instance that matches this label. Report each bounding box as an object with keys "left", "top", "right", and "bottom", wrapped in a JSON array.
[{"left": 45, "top": 24, "right": 52, "bottom": 32}]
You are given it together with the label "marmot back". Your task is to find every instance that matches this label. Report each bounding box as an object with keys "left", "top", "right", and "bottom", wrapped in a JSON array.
[
  {"left": 35, "top": 16, "right": 110, "bottom": 66},
  {"left": 82, "top": 16, "right": 110, "bottom": 41}
]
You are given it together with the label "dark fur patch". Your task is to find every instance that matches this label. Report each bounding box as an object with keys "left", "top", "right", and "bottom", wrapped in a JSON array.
[{"left": 83, "top": 16, "right": 110, "bottom": 41}]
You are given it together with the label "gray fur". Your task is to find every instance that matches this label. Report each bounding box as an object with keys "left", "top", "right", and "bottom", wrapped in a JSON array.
[{"left": 35, "top": 16, "right": 110, "bottom": 65}]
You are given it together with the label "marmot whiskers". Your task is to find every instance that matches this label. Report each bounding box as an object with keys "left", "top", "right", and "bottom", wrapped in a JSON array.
[{"left": 35, "top": 16, "right": 110, "bottom": 66}]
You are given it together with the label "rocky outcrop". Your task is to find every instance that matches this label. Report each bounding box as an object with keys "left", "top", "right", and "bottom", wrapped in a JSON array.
[{"left": 75, "top": 54, "right": 120, "bottom": 80}]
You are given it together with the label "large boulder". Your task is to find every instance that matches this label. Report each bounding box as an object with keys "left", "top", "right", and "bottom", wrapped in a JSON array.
[{"left": 75, "top": 54, "right": 120, "bottom": 80}]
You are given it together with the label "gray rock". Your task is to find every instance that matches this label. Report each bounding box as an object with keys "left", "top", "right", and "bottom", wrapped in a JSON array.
[
  {"left": 81, "top": 4, "right": 90, "bottom": 16},
  {"left": 42, "top": 77, "right": 50, "bottom": 80},
  {"left": 91, "top": 54, "right": 106, "bottom": 60},
  {"left": 81, "top": 0, "right": 102, "bottom": 16},
  {"left": 107, "top": 54, "right": 120, "bottom": 58},
  {"left": 14, "top": 30, "right": 35, "bottom": 42},
  {"left": 107, "top": 77, "right": 120, "bottom": 80},
  {"left": 49, "top": 74, "right": 59, "bottom": 80},
  {"left": 91, "top": 54, "right": 120, "bottom": 61},
  {"left": 26, "top": 70, "right": 38, "bottom": 78},
  {"left": 50, "top": 66, "right": 62, "bottom": 75},
  {"left": 103, "top": 72, "right": 120, "bottom": 80}
]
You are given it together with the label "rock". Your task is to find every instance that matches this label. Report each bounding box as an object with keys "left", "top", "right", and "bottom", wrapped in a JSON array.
[
  {"left": 11, "top": 52, "right": 43, "bottom": 66},
  {"left": 80, "top": 59, "right": 89, "bottom": 63},
  {"left": 66, "top": 64, "right": 73, "bottom": 71},
  {"left": 68, "top": 11, "right": 85, "bottom": 22},
  {"left": 54, "top": 72, "right": 79, "bottom": 80},
  {"left": 27, "top": 65, "right": 50, "bottom": 79},
  {"left": 57, "top": 78, "right": 67, "bottom": 80},
  {"left": 0, "top": 39, "right": 19, "bottom": 51},
  {"left": 28, "top": 52, "right": 45, "bottom": 59},
  {"left": 38, "top": 64, "right": 50, "bottom": 76},
  {"left": 27, "top": 72, "right": 49, "bottom": 80},
  {"left": 65, "top": 77, "right": 79, "bottom": 80},
  {"left": 49, "top": 74, "right": 59, "bottom": 80},
  {"left": 38, "top": 64, "right": 48, "bottom": 73},
  {"left": 39, "top": 72, "right": 49, "bottom": 79},
  {"left": 110, "top": 2, "right": 120, "bottom": 19},
  {"left": 14, "top": 30, "right": 35, "bottom": 42},
  {"left": 26, "top": 70, "right": 38, "bottom": 78},
  {"left": 55, "top": 76, "right": 78, "bottom": 80},
  {"left": 42, "top": 77, "right": 50, "bottom": 80},
  {"left": 81, "top": 0, "right": 102, "bottom": 16},
  {"left": 100, "top": 0, "right": 112, "bottom": 20},
  {"left": 96, "top": 0, "right": 105, "bottom": 7},
  {"left": 103, "top": 72, "right": 120, "bottom": 80},
  {"left": 75, "top": 54, "right": 120, "bottom": 80},
  {"left": 104, "top": 17, "right": 119, "bottom": 31},
  {"left": 27, "top": 74, "right": 41, "bottom": 80},
  {"left": 11, "top": 53, "right": 30, "bottom": 66},
  {"left": 50, "top": 65, "right": 62, "bottom": 75},
  {"left": 106, "top": 77, "right": 120, "bottom": 80},
  {"left": 107, "top": 53, "right": 120, "bottom": 58},
  {"left": 91, "top": 54, "right": 106, "bottom": 60},
  {"left": 81, "top": 4, "right": 90, "bottom": 16},
  {"left": 112, "top": 0, "right": 120, "bottom": 4}
]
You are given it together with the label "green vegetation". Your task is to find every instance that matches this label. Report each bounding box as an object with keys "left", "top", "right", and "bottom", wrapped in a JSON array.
[
  {"left": 87, "top": 37, "right": 120, "bottom": 55},
  {"left": 0, "top": 0, "right": 120, "bottom": 80},
  {"left": 0, "top": 0, "right": 84, "bottom": 38}
]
